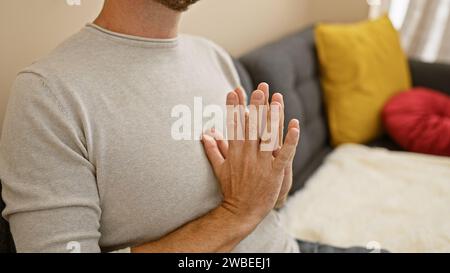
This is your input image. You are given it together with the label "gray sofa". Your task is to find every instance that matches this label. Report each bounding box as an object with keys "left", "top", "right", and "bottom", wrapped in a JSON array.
[
  {"left": 234, "top": 26, "right": 450, "bottom": 192},
  {"left": 1, "top": 26, "right": 450, "bottom": 253}
]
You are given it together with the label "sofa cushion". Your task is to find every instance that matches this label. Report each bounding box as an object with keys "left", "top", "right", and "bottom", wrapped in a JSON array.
[
  {"left": 383, "top": 87, "right": 450, "bottom": 156},
  {"left": 315, "top": 16, "right": 412, "bottom": 146}
]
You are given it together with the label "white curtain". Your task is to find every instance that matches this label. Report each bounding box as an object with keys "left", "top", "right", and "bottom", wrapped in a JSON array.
[{"left": 370, "top": 0, "right": 450, "bottom": 63}]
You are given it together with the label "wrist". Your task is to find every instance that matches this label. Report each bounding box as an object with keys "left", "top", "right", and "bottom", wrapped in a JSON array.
[{"left": 219, "top": 200, "right": 267, "bottom": 231}]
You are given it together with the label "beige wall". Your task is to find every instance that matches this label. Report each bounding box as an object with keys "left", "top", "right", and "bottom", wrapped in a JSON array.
[
  {"left": 0, "top": 0, "right": 368, "bottom": 128},
  {"left": 182, "top": 0, "right": 369, "bottom": 56}
]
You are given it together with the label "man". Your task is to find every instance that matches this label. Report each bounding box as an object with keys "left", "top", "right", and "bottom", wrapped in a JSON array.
[{"left": 0, "top": 0, "right": 365, "bottom": 253}]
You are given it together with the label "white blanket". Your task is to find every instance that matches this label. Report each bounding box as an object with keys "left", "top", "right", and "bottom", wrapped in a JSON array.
[{"left": 280, "top": 144, "right": 450, "bottom": 253}]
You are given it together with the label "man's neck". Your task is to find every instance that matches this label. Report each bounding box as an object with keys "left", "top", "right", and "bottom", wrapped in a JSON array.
[{"left": 94, "top": 0, "right": 181, "bottom": 39}]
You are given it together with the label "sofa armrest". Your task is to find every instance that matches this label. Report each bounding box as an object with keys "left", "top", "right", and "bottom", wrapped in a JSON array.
[{"left": 409, "top": 59, "right": 450, "bottom": 95}]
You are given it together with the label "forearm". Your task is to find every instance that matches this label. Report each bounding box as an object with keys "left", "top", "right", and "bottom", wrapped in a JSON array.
[{"left": 131, "top": 205, "right": 260, "bottom": 253}]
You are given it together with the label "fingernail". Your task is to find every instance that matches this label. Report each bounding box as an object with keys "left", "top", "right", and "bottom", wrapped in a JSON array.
[
  {"left": 253, "top": 91, "right": 263, "bottom": 100},
  {"left": 202, "top": 134, "right": 212, "bottom": 142},
  {"left": 275, "top": 93, "right": 283, "bottom": 99},
  {"left": 227, "top": 92, "right": 238, "bottom": 105}
]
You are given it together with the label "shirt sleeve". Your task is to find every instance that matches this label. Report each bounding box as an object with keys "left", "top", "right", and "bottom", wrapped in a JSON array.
[{"left": 0, "top": 72, "right": 102, "bottom": 253}]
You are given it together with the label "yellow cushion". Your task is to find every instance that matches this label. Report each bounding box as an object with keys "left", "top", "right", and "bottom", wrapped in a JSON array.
[{"left": 315, "top": 16, "right": 412, "bottom": 146}]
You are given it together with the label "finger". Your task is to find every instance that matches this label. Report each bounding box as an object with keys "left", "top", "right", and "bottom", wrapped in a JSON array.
[
  {"left": 226, "top": 91, "right": 239, "bottom": 106},
  {"left": 226, "top": 92, "right": 240, "bottom": 150},
  {"left": 257, "top": 83, "right": 270, "bottom": 138},
  {"left": 257, "top": 82, "right": 270, "bottom": 105},
  {"left": 271, "top": 93, "right": 285, "bottom": 149},
  {"left": 235, "top": 87, "right": 248, "bottom": 107},
  {"left": 288, "top": 119, "right": 300, "bottom": 161},
  {"left": 234, "top": 88, "right": 247, "bottom": 137},
  {"left": 288, "top": 119, "right": 300, "bottom": 131},
  {"left": 207, "top": 128, "right": 229, "bottom": 158},
  {"left": 232, "top": 88, "right": 246, "bottom": 135},
  {"left": 260, "top": 101, "right": 281, "bottom": 156},
  {"left": 269, "top": 101, "right": 282, "bottom": 151},
  {"left": 248, "top": 90, "right": 265, "bottom": 149},
  {"left": 249, "top": 90, "right": 265, "bottom": 110},
  {"left": 273, "top": 123, "right": 300, "bottom": 173},
  {"left": 271, "top": 92, "right": 285, "bottom": 108},
  {"left": 274, "top": 119, "right": 298, "bottom": 157},
  {"left": 201, "top": 134, "right": 225, "bottom": 175}
]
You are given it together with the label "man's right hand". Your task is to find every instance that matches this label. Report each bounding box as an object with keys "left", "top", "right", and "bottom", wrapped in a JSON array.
[{"left": 202, "top": 89, "right": 300, "bottom": 224}]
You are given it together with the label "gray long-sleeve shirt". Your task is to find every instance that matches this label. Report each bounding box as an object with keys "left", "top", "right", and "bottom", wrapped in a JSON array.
[{"left": 0, "top": 24, "right": 299, "bottom": 253}]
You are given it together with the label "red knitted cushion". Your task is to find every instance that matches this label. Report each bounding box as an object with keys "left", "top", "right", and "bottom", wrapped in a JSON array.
[{"left": 383, "top": 87, "right": 450, "bottom": 156}]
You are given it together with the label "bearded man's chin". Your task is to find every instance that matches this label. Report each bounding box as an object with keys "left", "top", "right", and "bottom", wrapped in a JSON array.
[{"left": 154, "top": 0, "right": 200, "bottom": 12}]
